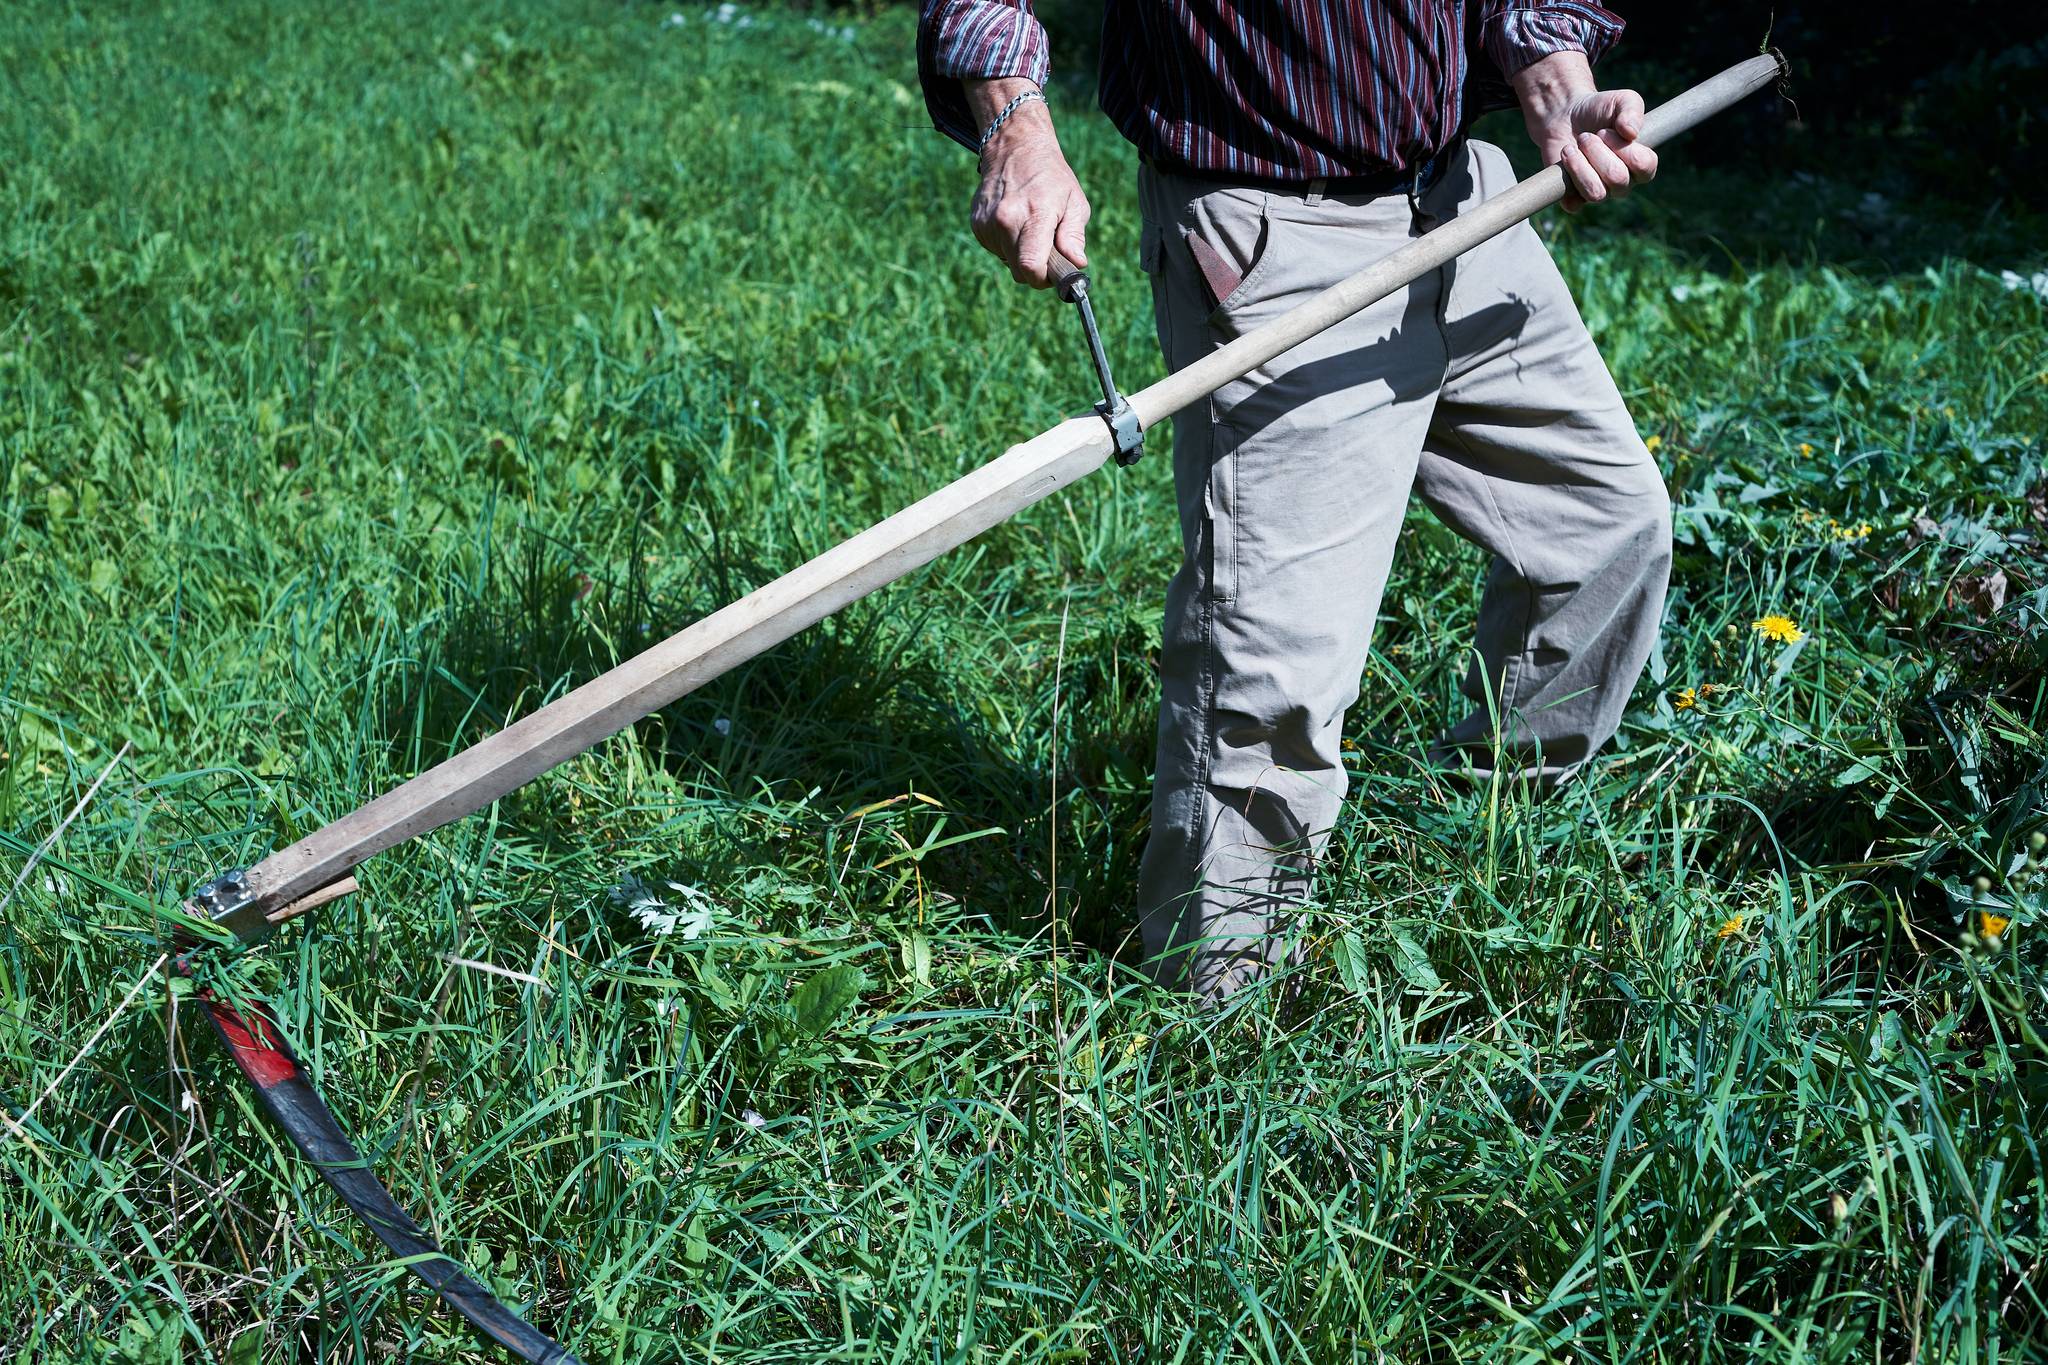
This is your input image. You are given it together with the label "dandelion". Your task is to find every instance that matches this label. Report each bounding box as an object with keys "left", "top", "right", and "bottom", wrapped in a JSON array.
[
  {"left": 1644, "top": 434, "right": 1663, "bottom": 454},
  {"left": 1718, "top": 915, "right": 1745, "bottom": 939},
  {"left": 1980, "top": 911, "right": 2011, "bottom": 940},
  {"left": 1798, "top": 442, "right": 1814, "bottom": 457},
  {"left": 1673, "top": 686, "right": 1698, "bottom": 711},
  {"left": 1753, "top": 614, "right": 1805, "bottom": 644}
]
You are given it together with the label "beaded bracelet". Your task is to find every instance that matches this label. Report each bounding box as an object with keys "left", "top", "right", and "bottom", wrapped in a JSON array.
[{"left": 976, "top": 88, "right": 1046, "bottom": 153}]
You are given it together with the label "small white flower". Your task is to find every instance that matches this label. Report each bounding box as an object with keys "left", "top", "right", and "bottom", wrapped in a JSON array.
[
  {"left": 1999, "top": 269, "right": 2048, "bottom": 300},
  {"left": 741, "top": 1108, "right": 768, "bottom": 1129},
  {"left": 662, "top": 10, "right": 686, "bottom": 26},
  {"left": 712, "top": 717, "right": 732, "bottom": 736}
]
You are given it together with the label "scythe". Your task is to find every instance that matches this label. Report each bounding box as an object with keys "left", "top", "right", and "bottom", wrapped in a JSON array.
[{"left": 168, "top": 55, "right": 1784, "bottom": 1363}]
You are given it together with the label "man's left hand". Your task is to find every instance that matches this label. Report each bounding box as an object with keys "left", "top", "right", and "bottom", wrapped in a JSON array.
[{"left": 1510, "top": 51, "right": 1657, "bottom": 213}]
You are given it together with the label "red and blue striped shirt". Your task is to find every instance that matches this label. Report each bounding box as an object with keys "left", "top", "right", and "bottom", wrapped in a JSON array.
[{"left": 918, "top": 0, "right": 1623, "bottom": 181}]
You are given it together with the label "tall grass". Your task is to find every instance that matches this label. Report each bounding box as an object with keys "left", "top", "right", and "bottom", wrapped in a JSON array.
[{"left": 2, "top": 2, "right": 2045, "bottom": 1360}]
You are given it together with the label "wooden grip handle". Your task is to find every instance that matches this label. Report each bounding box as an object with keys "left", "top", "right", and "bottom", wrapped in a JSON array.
[{"left": 1047, "top": 249, "right": 1087, "bottom": 303}]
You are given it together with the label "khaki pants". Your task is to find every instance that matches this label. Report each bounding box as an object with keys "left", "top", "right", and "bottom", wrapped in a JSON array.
[{"left": 1134, "top": 141, "right": 1671, "bottom": 998}]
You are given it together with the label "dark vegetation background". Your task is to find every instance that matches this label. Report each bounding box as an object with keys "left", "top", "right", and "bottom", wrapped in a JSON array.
[{"left": 1011, "top": 0, "right": 2048, "bottom": 235}]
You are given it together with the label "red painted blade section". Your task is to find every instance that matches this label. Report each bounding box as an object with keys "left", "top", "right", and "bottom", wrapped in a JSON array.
[{"left": 194, "top": 989, "right": 584, "bottom": 1365}]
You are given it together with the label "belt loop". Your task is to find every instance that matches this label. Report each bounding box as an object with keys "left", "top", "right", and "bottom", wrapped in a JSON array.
[{"left": 1304, "top": 177, "right": 1326, "bottom": 207}]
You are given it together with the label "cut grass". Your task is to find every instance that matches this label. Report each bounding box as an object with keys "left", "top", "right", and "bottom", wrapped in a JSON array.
[{"left": 2, "top": 2, "right": 2046, "bottom": 1361}]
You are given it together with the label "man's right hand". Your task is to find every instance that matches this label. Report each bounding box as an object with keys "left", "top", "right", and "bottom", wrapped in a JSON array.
[{"left": 966, "top": 77, "right": 1090, "bottom": 288}]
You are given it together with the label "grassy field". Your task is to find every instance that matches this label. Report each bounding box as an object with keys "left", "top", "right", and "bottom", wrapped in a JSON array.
[{"left": 4, "top": 2, "right": 2047, "bottom": 1361}]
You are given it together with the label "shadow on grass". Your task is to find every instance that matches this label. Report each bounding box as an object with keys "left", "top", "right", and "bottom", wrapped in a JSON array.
[
  {"left": 365, "top": 526, "right": 1159, "bottom": 961},
  {"left": 1699, "top": 597, "right": 2048, "bottom": 951}
]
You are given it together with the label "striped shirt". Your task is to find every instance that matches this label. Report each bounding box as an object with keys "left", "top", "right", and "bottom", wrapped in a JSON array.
[{"left": 917, "top": 0, "right": 1623, "bottom": 181}]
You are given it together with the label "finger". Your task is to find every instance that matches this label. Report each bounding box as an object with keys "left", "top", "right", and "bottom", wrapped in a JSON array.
[
  {"left": 1606, "top": 89, "right": 1646, "bottom": 142},
  {"left": 971, "top": 187, "right": 1020, "bottom": 262},
  {"left": 972, "top": 220, "right": 1011, "bottom": 266},
  {"left": 1550, "top": 142, "right": 1584, "bottom": 212},
  {"left": 1559, "top": 140, "right": 1603, "bottom": 206},
  {"left": 1577, "top": 130, "right": 1631, "bottom": 196},
  {"left": 1053, "top": 191, "right": 1090, "bottom": 268},
  {"left": 971, "top": 206, "right": 1003, "bottom": 256},
  {"left": 1604, "top": 135, "right": 1657, "bottom": 182},
  {"left": 1013, "top": 212, "right": 1055, "bottom": 287}
]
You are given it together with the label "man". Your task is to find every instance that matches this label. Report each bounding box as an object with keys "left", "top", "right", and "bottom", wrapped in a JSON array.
[{"left": 917, "top": 0, "right": 1669, "bottom": 998}]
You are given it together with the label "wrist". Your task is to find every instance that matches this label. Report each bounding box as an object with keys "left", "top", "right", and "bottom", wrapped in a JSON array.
[
  {"left": 978, "top": 99, "right": 1055, "bottom": 164},
  {"left": 964, "top": 76, "right": 1042, "bottom": 126}
]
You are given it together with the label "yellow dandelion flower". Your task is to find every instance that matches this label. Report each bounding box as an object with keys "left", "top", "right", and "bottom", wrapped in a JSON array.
[
  {"left": 1644, "top": 434, "right": 1663, "bottom": 454},
  {"left": 1942, "top": 406, "right": 1955, "bottom": 419},
  {"left": 1753, "top": 614, "right": 1805, "bottom": 644},
  {"left": 1799, "top": 442, "right": 1815, "bottom": 457},
  {"left": 1718, "top": 915, "right": 1746, "bottom": 939},
  {"left": 1980, "top": 911, "right": 2011, "bottom": 940},
  {"left": 1673, "top": 686, "right": 1698, "bottom": 711}
]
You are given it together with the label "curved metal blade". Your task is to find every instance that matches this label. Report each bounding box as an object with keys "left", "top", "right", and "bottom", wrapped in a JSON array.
[{"left": 196, "top": 991, "right": 584, "bottom": 1365}]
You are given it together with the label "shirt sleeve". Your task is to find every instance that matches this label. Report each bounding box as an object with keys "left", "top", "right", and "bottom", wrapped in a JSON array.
[
  {"left": 917, "top": 0, "right": 1052, "bottom": 152},
  {"left": 1477, "top": 1, "right": 1624, "bottom": 79}
]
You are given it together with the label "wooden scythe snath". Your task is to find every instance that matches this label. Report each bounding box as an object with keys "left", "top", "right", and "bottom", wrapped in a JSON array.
[{"left": 169, "top": 56, "right": 1784, "bottom": 1364}]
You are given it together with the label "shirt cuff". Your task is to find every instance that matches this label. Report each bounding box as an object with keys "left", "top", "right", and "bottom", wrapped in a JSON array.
[
  {"left": 917, "top": 0, "right": 1052, "bottom": 152},
  {"left": 1480, "top": 2, "right": 1624, "bottom": 79}
]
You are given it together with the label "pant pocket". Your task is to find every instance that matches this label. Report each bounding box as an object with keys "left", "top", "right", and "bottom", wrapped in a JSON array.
[{"left": 1198, "top": 199, "right": 1280, "bottom": 329}]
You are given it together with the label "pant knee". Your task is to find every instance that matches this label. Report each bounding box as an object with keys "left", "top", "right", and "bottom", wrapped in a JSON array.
[{"left": 1599, "top": 464, "right": 1672, "bottom": 576}]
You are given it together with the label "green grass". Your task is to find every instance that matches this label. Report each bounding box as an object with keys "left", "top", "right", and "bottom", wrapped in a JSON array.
[{"left": 4, "top": 2, "right": 2047, "bottom": 1361}]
